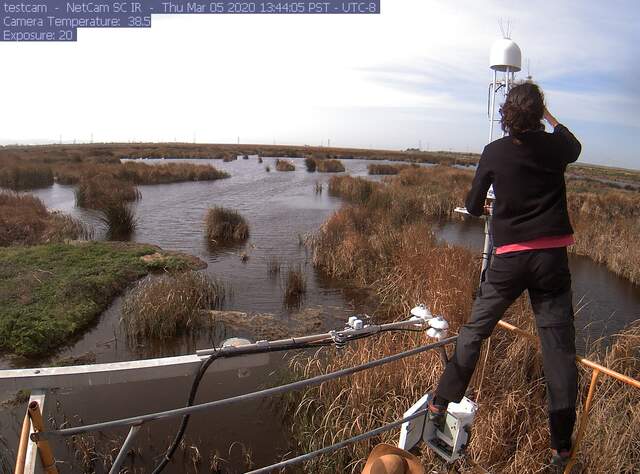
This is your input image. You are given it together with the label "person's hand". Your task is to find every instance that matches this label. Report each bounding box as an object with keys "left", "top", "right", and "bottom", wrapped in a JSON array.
[{"left": 543, "top": 107, "right": 559, "bottom": 128}]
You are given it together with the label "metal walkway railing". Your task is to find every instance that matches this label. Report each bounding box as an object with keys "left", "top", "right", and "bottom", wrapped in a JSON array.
[
  {"left": 12, "top": 316, "right": 454, "bottom": 474},
  {"left": 32, "top": 337, "right": 456, "bottom": 442},
  {"left": 11, "top": 319, "right": 640, "bottom": 474}
]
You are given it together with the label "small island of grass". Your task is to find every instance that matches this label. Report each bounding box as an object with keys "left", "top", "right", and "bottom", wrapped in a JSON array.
[{"left": 0, "top": 241, "right": 205, "bottom": 357}]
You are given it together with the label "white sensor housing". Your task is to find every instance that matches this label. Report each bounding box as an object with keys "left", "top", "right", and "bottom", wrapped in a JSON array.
[{"left": 490, "top": 38, "right": 522, "bottom": 72}]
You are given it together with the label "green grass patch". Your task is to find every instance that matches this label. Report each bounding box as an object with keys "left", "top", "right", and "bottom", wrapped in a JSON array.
[{"left": 0, "top": 241, "right": 203, "bottom": 357}]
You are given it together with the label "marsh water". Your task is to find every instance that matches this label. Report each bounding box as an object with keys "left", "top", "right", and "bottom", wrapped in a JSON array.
[{"left": 1, "top": 157, "right": 639, "bottom": 473}]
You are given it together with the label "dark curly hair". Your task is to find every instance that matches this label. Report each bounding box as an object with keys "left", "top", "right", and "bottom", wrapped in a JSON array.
[{"left": 500, "top": 82, "right": 545, "bottom": 137}]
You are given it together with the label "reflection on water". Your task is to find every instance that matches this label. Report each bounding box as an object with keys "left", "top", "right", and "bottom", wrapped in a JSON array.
[{"left": 435, "top": 219, "right": 640, "bottom": 352}]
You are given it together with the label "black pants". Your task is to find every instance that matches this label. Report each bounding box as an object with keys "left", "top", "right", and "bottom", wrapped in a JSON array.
[{"left": 435, "top": 247, "right": 577, "bottom": 451}]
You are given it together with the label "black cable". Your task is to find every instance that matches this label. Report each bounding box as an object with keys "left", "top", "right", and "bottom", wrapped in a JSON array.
[
  {"left": 151, "top": 350, "right": 222, "bottom": 474},
  {"left": 150, "top": 339, "right": 333, "bottom": 473},
  {"left": 150, "top": 326, "right": 427, "bottom": 473}
]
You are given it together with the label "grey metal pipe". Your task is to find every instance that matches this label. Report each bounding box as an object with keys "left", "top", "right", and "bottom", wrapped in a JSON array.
[
  {"left": 245, "top": 408, "right": 429, "bottom": 474},
  {"left": 108, "top": 424, "right": 141, "bottom": 474},
  {"left": 32, "top": 336, "right": 457, "bottom": 442},
  {"left": 196, "top": 319, "right": 425, "bottom": 357}
]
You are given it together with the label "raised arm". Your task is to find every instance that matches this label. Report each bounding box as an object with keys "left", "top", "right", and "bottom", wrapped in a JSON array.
[{"left": 544, "top": 107, "right": 582, "bottom": 164}]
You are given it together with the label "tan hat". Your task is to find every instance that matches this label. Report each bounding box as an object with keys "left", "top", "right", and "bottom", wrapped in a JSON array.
[{"left": 361, "top": 444, "right": 425, "bottom": 474}]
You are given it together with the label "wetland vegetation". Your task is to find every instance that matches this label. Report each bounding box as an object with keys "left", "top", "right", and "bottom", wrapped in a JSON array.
[
  {"left": 304, "top": 157, "right": 346, "bottom": 173},
  {"left": 121, "top": 271, "right": 226, "bottom": 343},
  {"left": 205, "top": 206, "right": 250, "bottom": 245},
  {"left": 275, "top": 159, "right": 296, "bottom": 172},
  {"left": 0, "top": 192, "right": 88, "bottom": 246},
  {"left": 289, "top": 165, "right": 640, "bottom": 472},
  {"left": 367, "top": 162, "right": 417, "bottom": 175},
  {"left": 283, "top": 264, "right": 307, "bottom": 308},
  {"left": 0, "top": 242, "right": 202, "bottom": 356},
  {"left": 1, "top": 143, "right": 639, "bottom": 472},
  {"left": 304, "top": 156, "right": 317, "bottom": 172}
]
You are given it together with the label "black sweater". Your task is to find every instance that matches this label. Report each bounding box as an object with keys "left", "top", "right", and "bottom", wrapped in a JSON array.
[{"left": 465, "top": 124, "right": 582, "bottom": 247}]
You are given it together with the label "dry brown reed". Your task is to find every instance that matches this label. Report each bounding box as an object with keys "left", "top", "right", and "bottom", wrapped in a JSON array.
[
  {"left": 74, "top": 175, "right": 140, "bottom": 239},
  {"left": 288, "top": 167, "right": 640, "bottom": 473},
  {"left": 327, "top": 167, "right": 640, "bottom": 284},
  {"left": 267, "top": 255, "right": 281, "bottom": 276},
  {"left": 327, "top": 175, "right": 376, "bottom": 204},
  {"left": 205, "top": 206, "right": 250, "bottom": 245},
  {"left": 567, "top": 187, "right": 640, "bottom": 284},
  {"left": 121, "top": 271, "right": 225, "bottom": 341},
  {"left": 316, "top": 159, "right": 346, "bottom": 173},
  {"left": 367, "top": 163, "right": 416, "bottom": 175},
  {"left": 305, "top": 157, "right": 317, "bottom": 172},
  {"left": 0, "top": 162, "right": 53, "bottom": 190},
  {"left": 575, "top": 322, "right": 640, "bottom": 472},
  {"left": 284, "top": 265, "right": 307, "bottom": 308},
  {"left": 275, "top": 159, "right": 296, "bottom": 172},
  {"left": 54, "top": 163, "right": 84, "bottom": 185},
  {"left": 119, "top": 162, "right": 229, "bottom": 184},
  {"left": 0, "top": 192, "right": 87, "bottom": 246},
  {"left": 98, "top": 202, "right": 137, "bottom": 241},
  {"left": 75, "top": 175, "right": 140, "bottom": 209},
  {"left": 0, "top": 149, "right": 229, "bottom": 190}
]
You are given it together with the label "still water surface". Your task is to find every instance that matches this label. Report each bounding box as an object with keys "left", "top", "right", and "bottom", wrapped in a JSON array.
[
  {"left": 0, "top": 157, "right": 385, "bottom": 473},
  {"left": 1, "top": 157, "right": 638, "bottom": 472}
]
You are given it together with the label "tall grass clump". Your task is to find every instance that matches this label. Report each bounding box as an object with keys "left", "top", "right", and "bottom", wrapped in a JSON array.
[
  {"left": 275, "top": 159, "right": 295, "bottom": 172},
  {"left": 121, "top": 271, "right": 225, "bottom": 341},
  {"left": 0, "top": 162, "right": 54, "bottom": 190},
  {"left": 75, "top": 175, "right": 139, "bottom": 239},
  {"left": 0, "top": 192, "right": 87, "bottom": 246},
  {"left": 368, "top": 163, "right": 416, "bottom": 175},
  {"left": 267, "top": 255, "right": 281, "bottom": 276},
  {"left": 4, "top": 157, "right": 229, "bottom": 188},
  {"left": 304, "top": 157, "right": 317, "bottom": 172},
  {"left": 119, "top": 162, "right": 229, "bottom": 184},
  {"left": 283, "top": 265, "right": 306, "bottom": 308},
  {"left": 205, "top": 206, "right": 249, "bottom": 245},
  {"left": 98, "top": 202, "right": 137, "bottom": 241},
  {"left": 54, "top": 163, "right": 84, "bottom": 185},
  {"left": 328, "top": 175, "right": 377, "bottom": 204},
  {"left": 75, "top": 175, "right": 140, "bottom": 209},
  {"left": 316, "top": 159, "right": 345, "bottom": 173}
]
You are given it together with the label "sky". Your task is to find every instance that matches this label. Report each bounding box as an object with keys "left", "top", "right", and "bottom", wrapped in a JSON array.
[{"left": 1, "top": 0, "right": 638, "bottom": 168}]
